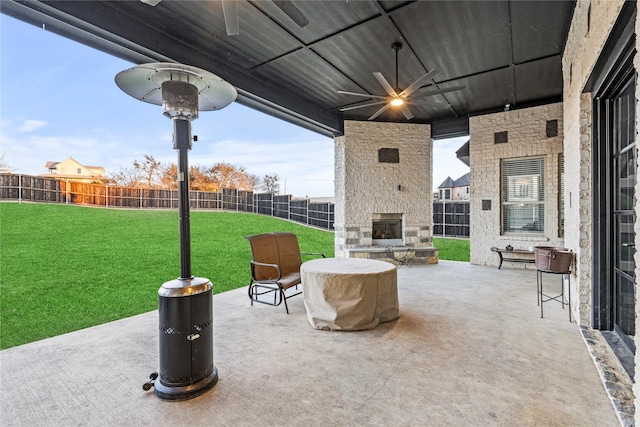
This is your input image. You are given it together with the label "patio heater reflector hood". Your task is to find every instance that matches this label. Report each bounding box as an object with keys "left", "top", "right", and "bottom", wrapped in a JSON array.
[
  {"left": 115, "top": 62, "right": 237, "bottom": 115},
  {"left": 116, "top": 62, "right": 236, "bottom": 401}
]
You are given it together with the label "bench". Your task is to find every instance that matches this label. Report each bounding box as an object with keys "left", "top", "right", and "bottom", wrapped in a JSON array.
[{"left": 491, "top": 247, "right": 535, "bottom": 269}]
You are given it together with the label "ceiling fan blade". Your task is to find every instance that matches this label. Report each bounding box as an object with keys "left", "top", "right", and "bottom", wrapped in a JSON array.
[
  {"left": 400, "top": 105, "right": 415, "bottom": 120},
  {"left": 339, "top": 100, "right": 387, "bottom": 112},
  {"left": 415, "top": 85, "right": 466, "bottom": 97},
  {"left": 373, "top": 72, "right": 398, "bottom": 97},
  {"left": 398, "top": 69, "right": 439, "bottom": 98},
  {"left": 368, "top": 104, "right": 391, "bottom": 120},
  {"left": 141, "top": 0, "right": 162, "bottom": 5},
  {"left": 222, "top": 0, "right": 240, "bottom": 36},
  {"left": 273, "top": 1, "right": 309, "bottom": 27},
  {"left": 338, "top": 90, "right": 389, "bottom": 100}
]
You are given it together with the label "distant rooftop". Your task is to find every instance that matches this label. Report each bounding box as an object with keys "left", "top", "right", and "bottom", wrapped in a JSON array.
[{"left": 438, "top": 172, "right": 470, "bottom": 189}]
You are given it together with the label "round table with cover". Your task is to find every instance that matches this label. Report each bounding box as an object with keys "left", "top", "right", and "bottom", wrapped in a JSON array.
[{"left": 301, "top": 257, "right": 399, "bottom": 331}]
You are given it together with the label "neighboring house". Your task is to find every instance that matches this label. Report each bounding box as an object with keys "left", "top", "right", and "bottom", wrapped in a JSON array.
[
  {"left": 437, "top": 173, "right": 470, "bottom": 201},
  {"left": 41, "top": 157, "right": 106, "bottom": 183}
]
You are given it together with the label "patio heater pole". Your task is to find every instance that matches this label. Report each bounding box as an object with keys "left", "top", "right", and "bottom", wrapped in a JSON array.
[
  {"left": 174, "top": 117, "right": 192, "bottom": 279},
  {"left": 115, "top": 63, "right": 237, "bottom": 401}
]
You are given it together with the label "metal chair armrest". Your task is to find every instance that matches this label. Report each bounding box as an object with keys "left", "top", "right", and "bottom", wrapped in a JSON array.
[{"left": 250, "top": 260, "right": 282, "bottom": 280}]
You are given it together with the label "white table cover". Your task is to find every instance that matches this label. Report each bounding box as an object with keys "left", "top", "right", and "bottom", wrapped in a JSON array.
[{"left": 301, "top": 257, "right": 399, "bottom": 331}]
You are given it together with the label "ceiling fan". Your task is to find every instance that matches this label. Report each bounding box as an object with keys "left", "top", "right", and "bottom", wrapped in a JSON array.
[
  {"left": 141, "top": 0, "right": 309, "bottom": 36},
  {"left": 338, "top": 42, "right": 464, "bottom": 121}
]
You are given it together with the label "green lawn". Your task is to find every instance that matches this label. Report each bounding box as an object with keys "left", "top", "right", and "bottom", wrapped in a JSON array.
[
  {"left": 0, "top": 203, "right": 469, "bottom": 349},
  {"left": 0, "top": 203, "right": 334, "bottom": 349},
  {"left": 433, "top": 237, "right": 470, "bottom": 262}
]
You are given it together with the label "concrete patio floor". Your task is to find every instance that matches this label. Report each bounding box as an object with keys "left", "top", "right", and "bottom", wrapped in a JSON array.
[{"left": 0, "top": 261, "right": 624, "bottom": 426}]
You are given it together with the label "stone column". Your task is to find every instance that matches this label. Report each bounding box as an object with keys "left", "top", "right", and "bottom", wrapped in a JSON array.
[{"left": 334, "top": 120, "right": 433, "bottom": 257}]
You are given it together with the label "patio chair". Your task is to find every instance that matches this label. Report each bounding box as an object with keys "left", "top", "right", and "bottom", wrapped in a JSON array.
[{"left": 246, "top": 232, "right": 325, "bottom": 313}]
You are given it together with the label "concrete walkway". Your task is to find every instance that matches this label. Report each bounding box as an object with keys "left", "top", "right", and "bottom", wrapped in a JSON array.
[{"left": 1, "top": 261, "right": 621, "bottom": 426}]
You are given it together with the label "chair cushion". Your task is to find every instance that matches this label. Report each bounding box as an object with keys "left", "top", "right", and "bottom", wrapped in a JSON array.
[{"left": 278, "top": 272, "right": 301, "bottom": 289}]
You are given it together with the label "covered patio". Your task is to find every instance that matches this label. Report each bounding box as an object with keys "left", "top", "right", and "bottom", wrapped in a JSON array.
[{"left": 0, "top": 261, "right": 624, "bottom": 426}]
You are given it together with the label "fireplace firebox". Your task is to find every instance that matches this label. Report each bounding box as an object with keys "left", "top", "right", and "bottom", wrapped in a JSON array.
[{"left": 372, "top": 213, "right": 403, "bottom": 246}]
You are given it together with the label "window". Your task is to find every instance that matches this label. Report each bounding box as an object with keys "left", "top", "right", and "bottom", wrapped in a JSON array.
[
  {"left": 444, "top": 189, "right": 451, "bottom": 200},
  {"left": 559, "top": 154, "right": 564, "bottom": 237},
  {"left": 77, "top": 168, "right": 82, "bottom": 174},
  {"left": 501, "top": 157, "right": 544, "bottom": 233}
]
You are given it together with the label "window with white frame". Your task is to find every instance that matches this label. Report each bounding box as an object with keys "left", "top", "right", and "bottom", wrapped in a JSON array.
[
  {"left": 559, "top": 154, "right": 564, "bottom": 237},
  {"left": 501, "top": 157, "right": 544, "bottom": 233}
]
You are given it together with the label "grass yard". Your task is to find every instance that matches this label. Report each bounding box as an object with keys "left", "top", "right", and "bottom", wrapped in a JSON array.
[
  {"left": 0, "top": 202, "right": 470, "bottom": 349},
  {"left": 0, "top": 203, "right": 334, "bottom": 349},
  {"left": 432, "top": 237, "right": 470, "bottom": 262}
]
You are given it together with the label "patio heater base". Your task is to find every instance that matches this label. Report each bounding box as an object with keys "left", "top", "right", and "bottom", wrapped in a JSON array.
[{"left": 153, "top": 368, "right": 218, "bottom": 401}]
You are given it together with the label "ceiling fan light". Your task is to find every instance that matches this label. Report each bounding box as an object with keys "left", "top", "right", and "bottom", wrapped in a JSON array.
[{"left": 390, "top": 98, "right": 404, "bottom": 107}]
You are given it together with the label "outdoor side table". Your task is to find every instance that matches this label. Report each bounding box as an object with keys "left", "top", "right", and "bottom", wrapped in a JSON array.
[
  {"left": 301, "top": 257, "right": 399, "bottom": 331},
  {"left": 537, "top": 269, "right": 571, "bottom": 321},
  {"left": 534, "top": 247, "right": 574, "bottom": 322}
]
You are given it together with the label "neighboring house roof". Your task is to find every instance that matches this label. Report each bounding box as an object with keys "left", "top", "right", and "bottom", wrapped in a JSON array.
[
  {"left": 453, "top": 173, "right": 470, "bottom": 187},
  {"left": 438, "top": 177, "right": 455, "bottom": 189},
  {"left": 438, "top": 173, "right": 470, "bottom": 190}
]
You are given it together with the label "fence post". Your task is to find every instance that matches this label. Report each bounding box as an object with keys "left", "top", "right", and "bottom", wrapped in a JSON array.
[
  {"left": 18, "top": 174, "right": 22, "bottom": 203},
  {"left": 442, "top": 201, "right": 446, "bottom": 236}
]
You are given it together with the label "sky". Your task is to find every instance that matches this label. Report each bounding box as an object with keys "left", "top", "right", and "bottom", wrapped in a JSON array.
[{"left": 0, "top": 14, "right": 469, "bottom": 197}]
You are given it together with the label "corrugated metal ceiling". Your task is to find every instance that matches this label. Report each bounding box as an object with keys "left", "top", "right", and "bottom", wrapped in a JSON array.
[{"left": 1, "top": 0, "right": 575, "bottom": 137}]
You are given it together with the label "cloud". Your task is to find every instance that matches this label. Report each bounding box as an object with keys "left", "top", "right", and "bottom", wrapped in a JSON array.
[{"left": 17, "top": 120, "right": 48, "bottom": 132}]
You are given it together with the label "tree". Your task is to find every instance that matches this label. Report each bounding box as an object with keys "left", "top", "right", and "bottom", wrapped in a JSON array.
[
  {"left": 112, "top": 165, "right": 143, "bottom": 187},
  {"left": 238, "top": 173, "right": 261, "bottom": 191},
  {"left": 0, "top": 153, "right": 12, "bottom": 173},
  {"left": 117, "top": 158, "right": 261, "bottom": 192},
  {"left": 160, "top": 163, "right": 178, "bottom": 189},
  {"left": 189, "top": 164, "right": 215, "bottom": 191},
  {"left": 261, "top": 173, "right": 280, "bottom": 194},
  {"left": 135, "top": 155, "right": 161, "bottom": 188}
]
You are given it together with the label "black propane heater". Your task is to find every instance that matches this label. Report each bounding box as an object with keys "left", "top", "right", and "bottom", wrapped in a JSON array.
[{"left": 115, "top": 63, "right": 237, "bottom": 401}]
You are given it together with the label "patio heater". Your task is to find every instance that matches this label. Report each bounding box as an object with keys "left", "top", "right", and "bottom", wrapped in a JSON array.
[{"left": 115, "top": 63, "right": 237, "bottom": 401}]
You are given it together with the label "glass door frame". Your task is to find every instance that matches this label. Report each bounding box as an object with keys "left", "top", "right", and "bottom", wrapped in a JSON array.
[{"left": 591, "top": 15, "right": 636, "bottom": 354}]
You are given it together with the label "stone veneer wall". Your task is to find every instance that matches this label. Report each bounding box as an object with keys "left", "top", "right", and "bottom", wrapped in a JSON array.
[
  {"left": 334, "top": 121, "right": 432, "bottom": 258},
  {"left": 562, "top": 2, "right": 637, "bottom": 426},
  {"left": 562, "top": 0, "right": 627, "bottom": 330},
  {"left": 469, "top": 103, "right": 565, "bottom": 267}
]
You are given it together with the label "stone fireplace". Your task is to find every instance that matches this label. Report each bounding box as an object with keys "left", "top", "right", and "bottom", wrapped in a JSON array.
[{"left": 333, "top": 121, "right": 438, "bottom": 264}]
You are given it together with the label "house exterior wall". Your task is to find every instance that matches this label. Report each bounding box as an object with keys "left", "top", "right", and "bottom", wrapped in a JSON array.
[
  {"left": 42, "top": 157, "right": 105, "bottom": 182},
  {"left": 562, "top": 0, "right": 627, "bottom": 330},
  {"left": 452, "top": 185, "right": 469, "bottom": 201},
  {"left": 469, "top": 103, "right": 565, "bottom": 267},
  {"left": 334, "top": 121, "right": 432, "bottom": 258},
  {"left": 53, "top": 158, "right": 93, "bottom": 176},
  {"left": 562, "top": 1, "right": 638, "bottom": 424}
]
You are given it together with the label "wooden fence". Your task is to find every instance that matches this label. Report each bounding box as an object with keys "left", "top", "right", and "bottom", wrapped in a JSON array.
[
  {"left": 1, "top": 175, "right": 471, "bottom": 237},
  {"left": 433, "top": 200, "right": 470, "bottom": 237},
  {"left": 0, "top": 174, "right": 335, "bottom": 231}
]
